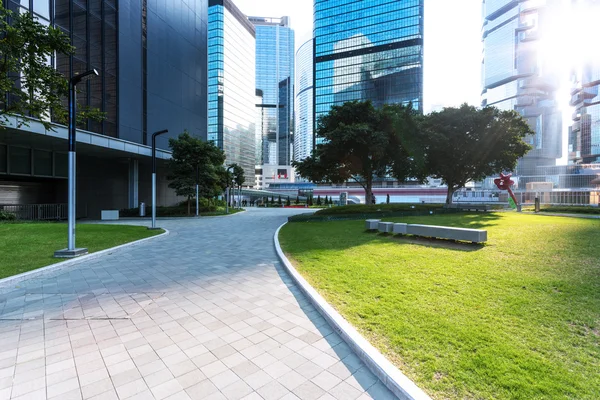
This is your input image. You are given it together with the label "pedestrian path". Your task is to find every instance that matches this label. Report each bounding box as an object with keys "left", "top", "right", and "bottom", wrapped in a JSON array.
[{"left": 0, "top": 208, "right": 396, "bottom": 400}]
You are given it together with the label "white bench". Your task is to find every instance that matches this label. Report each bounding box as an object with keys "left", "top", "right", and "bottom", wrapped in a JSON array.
[
  {"left": 366, "top": 220, "right": 487, "bottom": 243},
  {"left": 101, "top": 210, "right": 119, "bottom": 220},
  {"left": 365, "top": 219, "right": 380, "bottom": 230},
  {"left": 378, "top": 222, "right": 394, "bottom": 233}
]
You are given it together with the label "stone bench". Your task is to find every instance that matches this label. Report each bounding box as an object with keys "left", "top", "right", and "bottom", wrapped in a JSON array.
[
  {"left": 365, "top": 219, "right": 380, "bottom": 230},
  {"left": 365, "top": 220, "right": 487, "bottom": 243},
  {"left": 101, "top": 210, "right": 119, "bottom": 221},
  {"left": 405, "top": 223, "right": 487, "bottom": 244},
  {"left": 378, "top": 222, "right": 394, "bottom": 233}
]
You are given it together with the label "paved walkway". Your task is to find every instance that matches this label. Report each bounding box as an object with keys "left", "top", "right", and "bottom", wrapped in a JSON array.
[{"left": 0, "top": 208, "right": 395, "bottom": 400}]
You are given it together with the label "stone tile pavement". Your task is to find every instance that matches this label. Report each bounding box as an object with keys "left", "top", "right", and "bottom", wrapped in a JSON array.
[{"left": 0, "top": 208, "right": 396, "bottom": 400}]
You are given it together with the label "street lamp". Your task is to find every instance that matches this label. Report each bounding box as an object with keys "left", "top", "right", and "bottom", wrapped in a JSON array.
[
  {"left": 151, "top": 129, "right": 169, "bottom": 229},
  {"left": 226, "top": 165, "right": 234, "bottom": 214},
  {"left": 195, "top": 164, "right": 199, "bottom": 217},
  {"left": 55, "top": 69, "right": 98, "bottom": 258}
]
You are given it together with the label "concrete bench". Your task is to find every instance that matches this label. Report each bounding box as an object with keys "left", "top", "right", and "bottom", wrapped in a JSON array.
[
  {"left": 406, "top": 224, "right": 487, "bottom": 244},
  {"left": 101, "top": 210, "right": 119, "bottom": 220},
  {"left": 393, "top": 223, "right": 408, "bottom": 234},
  {"left": 365, "top": 219, "right": 380, "bottom": 230},
  {"left": 378, "top": 222, "right": 394, "bottom": 233}
]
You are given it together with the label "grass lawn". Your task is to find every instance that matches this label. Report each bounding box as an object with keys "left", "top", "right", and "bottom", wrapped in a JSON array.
[
  {"left": 279, "top": 213, "right": 600, "bottom": 399},
  {"left": 0, "top": 223, "right": 162, "bottom": 280}
]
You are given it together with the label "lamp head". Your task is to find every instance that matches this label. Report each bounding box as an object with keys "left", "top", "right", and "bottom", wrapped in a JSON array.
[{"left": 71, "top": 69, "right": 99, "bottom": 85}]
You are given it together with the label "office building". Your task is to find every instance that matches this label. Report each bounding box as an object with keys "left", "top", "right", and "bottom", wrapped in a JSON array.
[
  {"left": 249, "top": 16, "right": 295, "bottom": 170},
  {"left": 570, "top": 64, "right": 600, "bottom": 164},
  {"left": 208, "top": 0, "right": 256, "bottom": 185},
  {"left": 313, "top": 0, "right": 424, "bottom": 147},
  {"left": 294, "top": 39, "right": 314, "bottom": 163},
  {"left": 0, "top": 1, "right": 208, "bottom": 217},
  {"left": 481, "top": 0, "right": 562, "bottom": 177}
]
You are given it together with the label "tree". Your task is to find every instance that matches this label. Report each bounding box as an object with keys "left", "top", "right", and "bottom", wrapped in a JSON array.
[
  {"left": 293, "top": 101, "right": 425, "bottom": 203},
  {"left": 230, "top": 163, "right": 245, "bottom": 209},
  {"left": 286, "top": 197, "right": 291, "bottom": 206},
  {"left": 168, "top": 131, "right": 226, "bottom": 214},
  {"left": 295, "top": 195, "right": 299, "bottom": 205},
  {"left": 0, "top": 5, "right": 103, "bottom": 130},
  {"left": 316, "top": 195, "right": 322, "bottom": 206},
  {"left": 423, "top": 104, "right": 532, "bottom": 204},
  {"left": 277, "top": 195, "right": 282, "bottom": 206},
  {"left": 386, "top": 194, "right": 390, "bottom": 204}
]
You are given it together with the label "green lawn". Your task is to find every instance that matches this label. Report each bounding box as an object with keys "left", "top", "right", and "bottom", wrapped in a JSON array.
[
  {"left": 279, "top": 213, "right": 600, "bottom": 399},
  {"left": 0, "top": 223, "right": 162, "bottom": 279}
]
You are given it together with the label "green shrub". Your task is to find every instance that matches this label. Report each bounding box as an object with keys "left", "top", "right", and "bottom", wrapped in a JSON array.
[{"left": 0, "top": 210, "right": 16, "bottom": 221}]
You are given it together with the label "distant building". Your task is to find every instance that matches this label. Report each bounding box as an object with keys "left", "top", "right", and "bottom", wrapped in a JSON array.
[
  {"left": 294, "top": 39, "right": 314, "bottom": 163},
  {"left": 481, "top": 0, "right": 562, "bottom": 176},
  {"left": 313, "top": 0, "right": 424, "bottom": 147},
  {"left": 208, "top": 0, "right": 256, "bottom": 185},
  {"left": 249, "top": 16, "right": 295, "bottom": 168}
]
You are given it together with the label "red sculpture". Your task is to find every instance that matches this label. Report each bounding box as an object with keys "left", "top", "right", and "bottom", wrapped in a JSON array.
[{"left": 494, "top": 173, "right": 519, "bottom": 209}]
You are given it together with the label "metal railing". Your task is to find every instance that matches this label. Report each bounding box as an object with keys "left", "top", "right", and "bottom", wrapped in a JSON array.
[{"left": 0, "top": 204, "right": 68, "bottom": 221}]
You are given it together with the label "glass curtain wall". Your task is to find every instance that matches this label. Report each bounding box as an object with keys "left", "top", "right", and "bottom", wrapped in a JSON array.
[
  {"left": 250, "top": 16, "right": 295, "bottom": 167},
  {"left": 3, "top": 0, "right": 118, "bottom": 137},
  {"left": 314, "top": 0, "right": 424, "bottom": 147},
  {"left": 294, "top": 38, "right": 314, "bottom": 163},
  {"left": 208, "top": 0, "right": 256, "bottom": 185}
]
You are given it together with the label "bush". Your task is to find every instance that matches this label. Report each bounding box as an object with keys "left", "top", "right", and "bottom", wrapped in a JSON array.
[
  {"left": 314, "top": 203, "right": 445, "bottom": 216},
  {"left": 0, "top": 210, "right": 16, "bottom": 221}
]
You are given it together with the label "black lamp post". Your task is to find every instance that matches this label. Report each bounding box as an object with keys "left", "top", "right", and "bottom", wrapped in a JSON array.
[
  {"left": 55, "top": 69, "right": 99, "bottom": 258},
  {"left": 151, "top": 129, "right": 169, "bottom": 229},
  {"left": 226, "top": 165, "right": 234, "bottom": 214}
]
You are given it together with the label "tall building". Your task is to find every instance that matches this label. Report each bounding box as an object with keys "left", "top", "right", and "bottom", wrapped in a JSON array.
[
  {"left": 208, "top": 0, "right": 256, "bottom": 185},
  {"left": 0, "top": 1, "right": 208, "bottom": 217},
  {"left": 313, "top": 0, "right": 424, "bottom": 147},
  {"left": 249, "top": 16, "right": 295, "bottom": 168},
  {"left": 294, "top": 39, "right": 314, "bottom": 163},
  {"left": 481, "top": 0, "right": 562, "bottom": 177}
]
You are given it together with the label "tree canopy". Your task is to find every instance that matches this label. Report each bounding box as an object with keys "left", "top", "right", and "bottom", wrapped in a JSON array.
[
  {"left": 168, "top": 131, "right": 226, "bottom": 214},
  {"left": 423, "top": 104, "right": 532, "bottom": 203},
  {"left": 0, "top": 5, "right": 103, "bottom": 130},
  {"left": 293, "top": 100, "right": 425, "bottom": 202}
]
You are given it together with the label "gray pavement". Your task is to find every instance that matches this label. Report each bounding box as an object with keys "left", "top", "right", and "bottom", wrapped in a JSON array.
[{"left": 0, "top": 208, "right": 395, "bottom": 400}]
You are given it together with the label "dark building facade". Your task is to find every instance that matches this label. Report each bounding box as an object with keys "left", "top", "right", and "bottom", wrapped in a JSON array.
[
  {"left": 313, "top": 0, "right": 424, "bottom": 146},
  {"left": 0, "top": 0, "right": 208, "bottom": 217}
]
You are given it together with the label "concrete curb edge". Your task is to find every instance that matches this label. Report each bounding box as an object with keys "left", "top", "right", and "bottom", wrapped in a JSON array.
[
  {"left": 274, "top": 222, "right": 431, "bottom": 400},
  {"left": 0, "top": 228, "right": 170, "bottom": 290}
]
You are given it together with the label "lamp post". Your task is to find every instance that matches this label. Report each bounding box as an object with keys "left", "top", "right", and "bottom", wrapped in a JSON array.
[
  {"left": 225, "top": 165, "right": 234, "bottom": 214},
  {"left": 55, "top": 69, "right": 98, "bottom": 258},
  {"left": 151, "top": 129, "right": 169, "bottom": 229},
  {"left": 195, "top": 164, "right": 199, "bottom": 217}
]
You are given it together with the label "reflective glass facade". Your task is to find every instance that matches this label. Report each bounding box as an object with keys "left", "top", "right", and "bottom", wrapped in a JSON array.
[
  {"left": 294, "top": 39, "right": 314, "bottom": 163},
  {"left": 482, "top": 0, "right": 562, "bottom": 176},
  {"left": 570, "top": 66, "right": 600, "bottom": 164},
  {"left": 249, "top": 16, "right": 295, "bottom": 166},
  {"left": 208, "top": 0, "right": 256, "bottom": 185},
  {"left": 2, "top": 0, "right": 208, "bottom": 150},
  {"left": 314, "top": 0, "right": 424, "bottom": 146}
]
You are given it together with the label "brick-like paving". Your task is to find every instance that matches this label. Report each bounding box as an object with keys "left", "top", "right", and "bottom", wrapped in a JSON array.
[{"left": 0, "top": 208, "right": 396, "bottom": 400}]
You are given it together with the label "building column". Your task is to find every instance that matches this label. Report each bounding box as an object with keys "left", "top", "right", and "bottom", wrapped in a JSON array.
[{"left": 129, "top": 159, "right": 139, "bottom": 208}]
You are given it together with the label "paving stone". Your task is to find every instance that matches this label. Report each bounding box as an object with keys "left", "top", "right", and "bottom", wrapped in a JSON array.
[{"left": 0, "top": 209, "right": 395, "bottom": 400}]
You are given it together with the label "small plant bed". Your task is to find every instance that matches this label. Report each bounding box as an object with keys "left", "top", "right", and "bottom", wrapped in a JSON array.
[
  {"left": 536, "top": 205, "right": 600, "bottom": 215},
  {"left": 120, "top": 204, "right": 244, "bottom": 217},
  {"left": 0, "top": 223, "right": 162, "bottom": 280},
  {"left": 279, "top": 213, "right": 600, "bottom": 399},
  {"left": 315, "top": 203, "right": 445, "bottom": 215}
]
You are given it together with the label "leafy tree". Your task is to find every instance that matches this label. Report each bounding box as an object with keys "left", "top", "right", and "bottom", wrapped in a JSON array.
[
  {"left": 229, "top": 163, "right": 244, "bottom": 209},
  {"left": 168, "top": 131, "right": 226, "bottom": 214},
  {"left": 423, "top": 104, "right": 532, "bottom": 204},
  {"left": 0, "top": 5, "right": 103, "bottom": 130},
  {"left": 293, "top": 101, "right": 425, "bottom": 203}
]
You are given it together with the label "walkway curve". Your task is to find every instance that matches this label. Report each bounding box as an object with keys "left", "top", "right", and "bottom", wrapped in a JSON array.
[{"left": 0, "top": 208, "right": 396, "bottom": 400}]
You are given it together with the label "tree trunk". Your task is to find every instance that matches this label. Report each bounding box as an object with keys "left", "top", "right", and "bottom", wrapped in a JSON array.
[
  {"left": 446, "top": 186, "right": 454, "bottom": 205},
  {"left": 187, "top": 197, "right": 191, "bottom": 215},
  {"left": 365, "top": 177, "right": 373, "bottom": 205}
]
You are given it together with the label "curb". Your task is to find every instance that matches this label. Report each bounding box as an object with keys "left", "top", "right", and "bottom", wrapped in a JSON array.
[
  {"left": 0, "top": 228, "right": 170, "bottom": 291},
  {"left": 274, "top": 223, "right": 431, "bottom": 400}
]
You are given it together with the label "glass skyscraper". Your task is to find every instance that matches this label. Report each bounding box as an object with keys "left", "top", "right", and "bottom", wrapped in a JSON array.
[
  {"left": 570, "top": 66, "right": 600, "bottom": 165},
  {"left": 249, "top": 16, "right": 295, "bottom": 167},
  {"left": 294, "top": 39, "right": 314, "bottom": 163},
  {"left": 314, "top": 0, "right": 424, "bottom": 147},
  {"left": 208, "top": 0, "right": 256, "bottom": 185},
  {"left": 482, "top": 0, "right": 562, "bottom": 177}
]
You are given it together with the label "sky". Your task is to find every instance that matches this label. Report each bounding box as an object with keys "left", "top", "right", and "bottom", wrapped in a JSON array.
[{"left": 233, "top": 0, "right": 483, "bottom": 113}]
